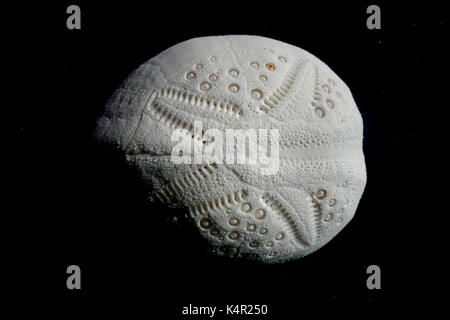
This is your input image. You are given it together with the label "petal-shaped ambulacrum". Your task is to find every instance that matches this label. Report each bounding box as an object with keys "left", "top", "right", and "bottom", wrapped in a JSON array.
[{"left": 95, "top": 35, "right": 367, "bottom": 263}]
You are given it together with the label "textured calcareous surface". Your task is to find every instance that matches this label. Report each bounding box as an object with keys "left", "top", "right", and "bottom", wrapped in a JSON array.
[{"left": 95, "top": 35, "right": 367, "bottom": 263}]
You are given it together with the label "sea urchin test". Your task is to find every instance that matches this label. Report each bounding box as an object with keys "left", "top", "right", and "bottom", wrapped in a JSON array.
[{"left": 95, "top": 35, "right": 367, "bottom": 263}]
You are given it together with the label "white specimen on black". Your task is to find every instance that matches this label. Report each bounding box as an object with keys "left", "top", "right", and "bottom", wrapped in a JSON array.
[{"left": 95, "top": 35, "right": 367, "bottom": 263}]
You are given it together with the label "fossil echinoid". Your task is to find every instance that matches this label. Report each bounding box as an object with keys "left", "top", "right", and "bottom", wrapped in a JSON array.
[{"left": 95, "top": 35, "right": 367, "bottom": 263}]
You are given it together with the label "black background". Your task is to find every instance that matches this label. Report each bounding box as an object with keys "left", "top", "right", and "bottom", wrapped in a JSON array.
[{"left": 12, "top": 1, "right": 446, "bottom": 317}]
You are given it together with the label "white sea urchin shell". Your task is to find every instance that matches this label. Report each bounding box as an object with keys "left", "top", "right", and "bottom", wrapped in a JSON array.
[{"left": 95, "top": 35, "right": 367, "bottom": 263}]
